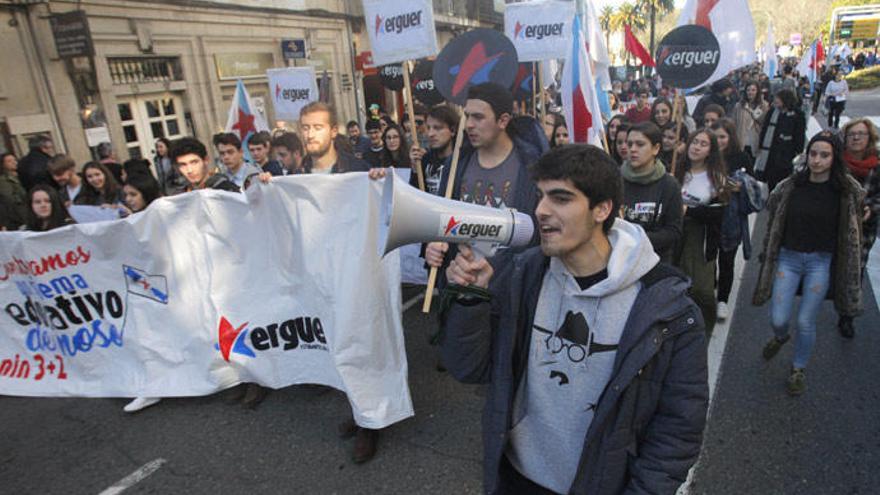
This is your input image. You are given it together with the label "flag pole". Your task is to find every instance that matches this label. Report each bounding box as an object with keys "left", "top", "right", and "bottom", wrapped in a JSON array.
[
  {"left": 422, "top": 112, "right": 468, "bottom": 313},
  {"left": 401, "top": 60, "right": 426, "bottom": 191}
]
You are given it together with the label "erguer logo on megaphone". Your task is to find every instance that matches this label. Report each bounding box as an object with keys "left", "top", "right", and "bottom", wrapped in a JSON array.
[{"left": 442, "top": 216, "right": 504, "bottom": 240}]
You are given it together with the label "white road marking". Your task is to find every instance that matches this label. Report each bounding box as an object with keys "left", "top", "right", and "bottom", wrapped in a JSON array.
[
  {"left": 98, "top": 458, "right": 166, "bottom": 495},
  {"left": 869, "top": 241, "right": 880, "bottom": 311},
  {"left": 401, "top": 292, "right": 427, "bottom": 313}
]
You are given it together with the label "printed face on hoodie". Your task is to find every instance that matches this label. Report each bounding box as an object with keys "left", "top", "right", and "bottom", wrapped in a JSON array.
[{"left": 535, "top": 179, "right": 611, "bottom": 260}]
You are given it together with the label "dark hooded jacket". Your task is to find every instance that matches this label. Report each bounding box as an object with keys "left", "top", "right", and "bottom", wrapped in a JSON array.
[{"left": 441, "top": 246, "right": 709, "bottom": 495}]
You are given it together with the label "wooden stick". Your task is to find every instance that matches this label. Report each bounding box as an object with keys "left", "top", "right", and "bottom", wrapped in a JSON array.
[
  {"left": 422, "top": 112, "right": 468, "bottom": 313},
  {"left": 401, "top": 60, "right": 426, "bottom": 191},
  {"left": 670, "top": 93, "right": 685, "bottom": 177}
]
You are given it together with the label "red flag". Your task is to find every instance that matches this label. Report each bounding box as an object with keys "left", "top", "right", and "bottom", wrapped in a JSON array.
[
  {"left": 814, "top": 39, "right": 825, "bottom": 66},
  {"left": 625, "top": 25, "right": 656, "bottom": 67}
]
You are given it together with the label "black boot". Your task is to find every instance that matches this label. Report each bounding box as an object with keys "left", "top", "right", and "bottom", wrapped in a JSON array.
[{"left": 838, "top": 315, "right": 855, "bottom": 339}]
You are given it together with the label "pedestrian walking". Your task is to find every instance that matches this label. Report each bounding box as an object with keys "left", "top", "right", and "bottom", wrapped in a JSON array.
[
  {"left": 675, "top": 129, "right": 730, "bottom": 337},
  {"left": 0, "top": 153, "right": 29, "bottom": 230},
  {"left": 753, "top": 132, "right": 865, "bottom": 396},
  {"left": 824, "top": 71, "right": 849, "bottom": 129},
  {"left": 836, "top": 118, "right": 880, "bottom": 337},
  {"left": 733, "top": 81, "right": 769, "bottom": 160},
  {"left": 755, "top": 89, "right": 806, "bottom": 192}
]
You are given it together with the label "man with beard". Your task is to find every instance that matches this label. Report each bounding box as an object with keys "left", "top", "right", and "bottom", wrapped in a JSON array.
[{"left": 408, "top": 105, "right": 460, "bottom": 195}]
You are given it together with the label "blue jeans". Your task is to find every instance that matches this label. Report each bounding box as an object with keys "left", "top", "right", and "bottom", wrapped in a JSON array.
[{"left": 770, "top": 248, "right": 832, "bottom": 369}]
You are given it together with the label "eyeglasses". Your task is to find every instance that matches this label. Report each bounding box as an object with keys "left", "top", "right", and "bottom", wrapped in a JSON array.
[{"left": 846, "top": 131, "right": 869, "bottom": 139}]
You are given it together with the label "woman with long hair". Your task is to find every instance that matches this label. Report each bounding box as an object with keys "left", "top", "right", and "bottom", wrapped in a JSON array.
[
  {"left": 379, "top": 124, "right": 412, "bottom": 169},
  {"left": 836, "top": 118, "right": 880, "bottom": 337},
  {"left": 606, "top": 115, "right": 627, "bottom": 161},
  {"left": 753, "top": 133, "right": 865, "bottom": 396},
  {"left": 620, "top": 122, "right": 683, "bottom": 263},
  {"left": 75, "top": 161, "right": 124, "bottom": 206},
  {"left": 651, "top": 97, "right": 674, "bottom": 128},
  {"left": 153, "top": 137, "right": 184, "bottom": 195},
  {"left": 710, "top": 118, "right": 754, "bottom": 320},
  {"left": 611, "top": 122, "right": 630, "bottom": 165},
  {"left": 733, "top": 81, "right": 769, "bottom": 159},
  {"left": 754, "top": 89, "right": 806, "bottom": 192},
  {"left": 675, "top": 129, "right": 730, "bottom": 337},
  {"left": 25, "top": 184, "right": 74, "bottom": 232},
  {"left": 549, "top": 116, "right": 569, "bottom": 148}
]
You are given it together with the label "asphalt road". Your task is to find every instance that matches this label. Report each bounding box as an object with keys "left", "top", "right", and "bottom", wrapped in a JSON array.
[{"left": 3, "top": 93, "right": 880, "bottom": 495}]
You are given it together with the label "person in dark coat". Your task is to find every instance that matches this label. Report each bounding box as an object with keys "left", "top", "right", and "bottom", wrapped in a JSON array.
[
  {"left": 754, "top": 89, "right": 806, "bottom": 192},
  {"left": 17, "top": 135, "right": 56, "bottom": 192},
  {"left": 441, "top": 144, "right": 708, "bottom": 495},
  {"left": 693, "top": 78, "right": 737, "bottom": 127}
]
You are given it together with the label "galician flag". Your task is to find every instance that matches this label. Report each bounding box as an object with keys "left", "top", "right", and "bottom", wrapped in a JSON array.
[
  {"left": 225, "top": 79, "right": 269, "bottom": 158},
  {"left": 763, "top": 22, "right": 777, "bottom": 78},
  {"left": 797, "top": 39, "right": 825, "bottom": 90},
  {"left": 562, "top": 13, "right": 604, "bottom": 146},
  {"left": 677, "top": 0, "right": 756, "bottom": 88},
  {"left": 583, "top": 0, "right": 613, "bottom": 117}
]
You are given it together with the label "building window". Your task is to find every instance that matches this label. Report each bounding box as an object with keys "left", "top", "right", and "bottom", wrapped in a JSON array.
[{"left": 108, "top": 57, "right": 183, "bottom": 85}]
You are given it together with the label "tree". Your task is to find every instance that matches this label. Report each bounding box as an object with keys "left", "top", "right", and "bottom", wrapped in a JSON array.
[
  {"left": 612, "top": 2, "right": 648, "bottom": 66},
  {"left": 600, "top": 5, "right": 615, "bottom": 52},
  {"left": 637, "top": 0, "right": 676, "bottom": 56}
]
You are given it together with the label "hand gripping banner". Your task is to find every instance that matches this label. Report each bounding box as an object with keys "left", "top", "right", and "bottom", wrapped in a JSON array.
[{"left": 0, "top": 175, "right": 413, "bottom": 429}]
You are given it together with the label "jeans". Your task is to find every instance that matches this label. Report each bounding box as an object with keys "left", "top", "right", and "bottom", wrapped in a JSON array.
[
  {"left": 828, "top": 100, "right": 846, "bottom": 128},
  {"left": 717, "top": 247, "right": 738, "bottom": 303},
  {"left": 770, "top": 248, "right": 832, "bottom": 369}
]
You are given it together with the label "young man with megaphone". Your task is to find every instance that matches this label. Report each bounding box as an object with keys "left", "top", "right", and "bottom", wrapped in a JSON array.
[{"left": 440, "top": 144, "right": 709, "bottom": 494}]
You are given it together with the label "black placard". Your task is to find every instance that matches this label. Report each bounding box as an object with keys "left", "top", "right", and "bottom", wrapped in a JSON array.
[
  {"left": 411, "top": 59, "right": 443, "bottom": 106},
  {"left": 432, "top": 28, "right": 519, "bottom": 105},
  {"left": 50, "top": 11, "right": 95, "bottom": 58},
  {"left": 655, "top": 25, "right": 720, "bottom": 89},
  {"left": 379, "top": 64, "right": 405, "bottom": 91}
]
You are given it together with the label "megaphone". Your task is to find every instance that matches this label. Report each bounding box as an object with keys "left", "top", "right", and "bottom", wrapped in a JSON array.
[{"left": 379, "top": 170, "right": 534, "bottom": 258}]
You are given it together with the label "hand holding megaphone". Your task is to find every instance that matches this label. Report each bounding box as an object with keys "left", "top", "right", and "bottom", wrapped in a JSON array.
[{"left": 447, "top": 245, "right": 493, "bottom": 289}]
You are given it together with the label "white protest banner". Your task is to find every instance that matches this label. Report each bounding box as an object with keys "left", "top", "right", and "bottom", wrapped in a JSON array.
[
  {"left": 0, "top": 175, "right": 412, "bottom": 429},
  {"left": 362, "top": 0, "right": 438, "bottom": 66},
  {"left": 504, "top": 0, "right": 575, "bottom": 62},
  {"left": 267, "top": 67, "right": 318, "bottom": 121}
]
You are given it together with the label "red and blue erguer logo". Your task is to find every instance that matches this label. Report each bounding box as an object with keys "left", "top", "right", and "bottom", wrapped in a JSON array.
[{"left": 216, "top": 316, "right": 255, "bottom": 362}]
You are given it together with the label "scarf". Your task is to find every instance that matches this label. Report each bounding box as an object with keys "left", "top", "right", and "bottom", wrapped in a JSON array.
[
  {"left": 622, "top": 159, "right": 667, "bottom": 184},
  {"left": 753, "top": 108, "right": 780, "bottom": 174},
  {"left": 843, "top": 151, "right": 878, "bottom": 180}
]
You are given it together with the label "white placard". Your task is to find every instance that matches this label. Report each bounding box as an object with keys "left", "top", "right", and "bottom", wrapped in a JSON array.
[
  {"left": 0, "top": 175, "right": 413, "bottom": 429},
  {"left": 267, "top": 67, "right": 318, "bottom": 122},
  {"left": 85, "top": 126, "right": 111, "bottom": 147},
  {"left": 504, "top": 0, "right": 575, "bottom": 62},
  {"left": 362, "top": 0, "right": 438, "bottom": 66}
]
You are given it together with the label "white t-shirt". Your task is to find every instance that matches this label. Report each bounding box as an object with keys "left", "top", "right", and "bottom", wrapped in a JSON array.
[
  {"left": 681, "top": 170, "right": 714, "bottom": 206},
  {"left": 67, "top": 183, "right": 82, "bottom": 202}
]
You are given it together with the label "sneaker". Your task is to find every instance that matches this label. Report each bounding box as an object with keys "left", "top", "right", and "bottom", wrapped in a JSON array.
[
  {"left": 717, "top": 302, "right": 730, "bottom": 320},
  {"left": 352, "top": 427, "right": 379, "bottom": 464},
  {"left": 838, "top": 316, "right": 855, "bottom": 339},
  {"left": 787, "top": 368, "right": 806, "bottom": 396},
  {"left": 123, "top": 397, "right": 161, "bottom": 413},
  {"left": 762, "top": 335, "right": 790, "bottom": 360}
]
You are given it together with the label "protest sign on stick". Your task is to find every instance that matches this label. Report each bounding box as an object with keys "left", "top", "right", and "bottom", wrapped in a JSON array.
[
  {"left": 362, "top": 0, "right": 438, "bottom": 191},
  {"left": 655, "top": 24, "right": 721, "bottom": 174},
  {"left": 267, "top": 67, "right": 318, "bottom": 121},
  {"left": 504, "top": 0, "right": 574, "bottom": 63}
]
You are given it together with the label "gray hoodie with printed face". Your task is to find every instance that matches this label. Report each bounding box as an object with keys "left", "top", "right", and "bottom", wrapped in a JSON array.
[{"left": 505, "top": 219, "right": 660, "bottom": 493}]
